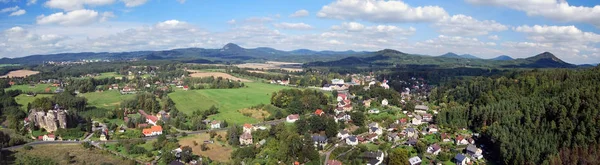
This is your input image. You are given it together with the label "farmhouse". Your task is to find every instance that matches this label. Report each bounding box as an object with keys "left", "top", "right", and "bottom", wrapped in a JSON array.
[
  {"left": 210, "top": 120, "right": 221, "bottom": 129},
  {"left": 142, "top": 125, "right": 163, "bottom": 136},
  {"left": 243, "top": 123, "right": 253, "bottom": 133},
  {"left": 240, "top": 132, "right": 253, "bottom": 145},
  {"left": 138, "top": 110, "right": 158, "bottom": 126},
  {"left": 286, "top": 114, "right": 299, "bottom": 123}
]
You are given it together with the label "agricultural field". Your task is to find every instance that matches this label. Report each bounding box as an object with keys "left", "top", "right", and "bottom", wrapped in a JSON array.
[
  {"left": 235, "top": 61, "right": 303, "bottom": 72},
  {"left": 168, "top": 82, "right": 290, "bottom": 124},
  {"left": 7, "top": 84, "right": 57, "bottom": 93},
  {"left": 187, "top": 70, "right": 252, "bottom": 82},
  {"left": 12, "top": 144, "right": 131, "bottom": 165},
  {"left": 95, "top": 72, "right": 124, "bottom": 79},
  {"left": 15, "top": 94, "right": 54, "bottom": 111},
  {"left": 81, "top": 90, "right": 135, "bottom": 109},
  {"left": 0, "top": 69, "right": 39, "bottom": 78},
  {"left": 178, "top": 131, "right": 232, "bottom": 162}
]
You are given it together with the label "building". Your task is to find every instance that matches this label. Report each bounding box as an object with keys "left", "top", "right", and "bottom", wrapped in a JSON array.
[
  {"left": 346, "top": 136, "right": 358, "bottom": 146},
  {"left": 455, "top": 154, "right": 471, "bottom": 165},
  {"left": 387, "top": 133, "right": 400, "bottom": 142},
  {"left": 100, "top": 129, "right": 109, "bottom": 141},
  {"left": 428, "top": 124, "right": 438, "bottom": 134},
  {"left": 243, "top": 123, "right": 253, "bottom": 133},
  {"left": 326, "top": 160, "right": 342, "bottom": 165},
  {"left": 334, "top": 113, "right": 351, "bottom": 123},
  {"left": 337, "top": 130, "right": 350, "bottom": 139},
  {"left": 143, "top": 125, "right": 163, "bottom": 136},
  {"left": 240, "top": 132, "right": 253, "bottom": 145},
  {"left": 337, "top": 94, "right": 347, "bottom": 102},
  {"left": 369, "top": 127, "right": 383, "bottom": 135},
  {"left": 441, "top": 133, "right": 451, "bottom": 142},
  {"left": 315, "top": 109, "right": 324, "bottom": 116},
  {"left": 210, "top": 120, "right": 221, "bottom": 129},
  {"left": 427, "top": 144, "right": 441, "bottom": 155},
  {"left": 415, "top": 105, "right": 429, "bottom": 111},
  {"left": 286, "top": 114, "right": 299, "bottom": 123},
  {"left": 43, "top": 134, "right": 55, "bottom": 141},
  {"left": 312, "top": 135, "right": 328, "bottom": 149},
  {"left": 456, "top": 135, "right": 469, "bottom": 145},
  {"left": 467, "top": 144, "right": 484, "bottom": 159},
  {"left": 331, "top": 79, "right": 345, "bottom": 85},
  {"left": 381, "top": 99, "right": 389, "bottom": 106},
  {"left": 368, "top": 108, "right": 380, "bottom": 114},
  {"left": 422, "top": 114, "right": 433, "bottom": 122},
  {"left": 408, "top": 156, "right": 422, "bottom": 165},
  {"left": 138, "top": 110, "right": 158, "bottom": 126},
  {"left": 363, "top": 151, "right": 384, "bottom": 165},
  {"left": 412, "top": 115, "right": 422, "bottom": 125}
]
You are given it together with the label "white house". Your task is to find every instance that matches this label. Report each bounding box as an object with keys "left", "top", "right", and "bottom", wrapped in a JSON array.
[
  {"left": 427, "top": 144, "right": 441, "bottom": 155},
  {"left": 334, "top": 113, "right": 351, "bottom": 123},
  {"left": 42, "top": 134, "right": 56, "bottom": 141},
  {"left": 408, "top": 156, "right": 422, "bottom": 165},
  {"left": 210, "top": 120, "right": 221, "bottom": 129},
  {"left": 346, "top": 136, "right": 358, "bottom": 146},
  {"left": 331, "top": 79, "right": 345, "bottom": 85},
  {"left": 455, "top": 154, "right": 471, "bottom": 165},
  {"left": 312, "top": 135, "right": 328, "bottom": 149},
  {"left": 337, "top": 130, "right": 350, "bottom": 139},
  {"left": 467, "top": 144, "right": 484, "bottom": 160},
  {"left": 364, "top": 151, "right": 384, "bottom": 165},
  {"left": 412, "top": 115, "right": 422, "bottom": 125},
  {"left": 286, "top": 114, "right": 299, "bottom": 123},
  {"left": 243, "top": 123, "right": 253, "bottom": 133},
  {"left": 369, "top": 127, "right": 383, "bottom": 135}
]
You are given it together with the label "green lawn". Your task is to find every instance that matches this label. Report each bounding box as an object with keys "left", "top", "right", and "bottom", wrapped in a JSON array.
[
  {"left": 81, "top": 90, "right": 135, "bottom": 109},
  {"left": 95, "top": 72, "right": 123, "bottom": 79},
  {"left": 168, "top": 82, "right": 290, "bottom": 125},
  {"left": 15, "top": 94, "right": 54, "bottom": 111},
  {"left": 7, "top": 84, "right": 56, "bottom": 93}
]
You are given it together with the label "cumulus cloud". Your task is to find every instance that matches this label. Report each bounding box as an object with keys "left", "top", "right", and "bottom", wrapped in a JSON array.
[
  {"left": 317, "top": 0, "right": 448, "bottom": 23},
  {"left": 227, "top": 19, "right": 236, "bottom": 24},
  {"left": 273, "top": 22, "right": 313, "bottom": 30},
  {"left": 514, "top": 25, "right": 600, "bottom": 44},
  {"left": 289, "top": 9, "right": 309, "bottom": 17},
  {"left": 466, "top": 0, "right": 600, "bottom": 28},
  {"left": 488, "top": 35, "right": 499, "bottom": 40},
  {"left": 1, "top": 26, "right": 69, "bottom": 58},
  {"left": 45, "top": 0, "right": 116, "bottom": 11},
  {"left": 36, "top": 9, "right": 112, "bottom": 26},
  {"left": 434, "top": 14, "right": 508, "bottom": 36},
  {"left": 27, "top": 0, "right": 36, "bottom": 5},
  {"left": 1, "top": 6, "right": 19, "bottom": 13},
  {"left": 122, "top": 0, "right": 147, "bottom": 7},
  {"left": 9, "top": 9, "right": 25, "bottom": 16}
]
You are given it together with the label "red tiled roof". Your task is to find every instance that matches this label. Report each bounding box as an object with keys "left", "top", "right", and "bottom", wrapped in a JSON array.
[
  {"left": 326, "top": 160, "right": 343, "bottom": 165},
  {"left": 47, "top": 134, "right": 55, "bottom": 138},
  {"left": 315, "top": 109, "right": 324, "bottom": 115},
  {"left": 146, "top": 115, "right": 158, "bottom": 123},
  {"left": 243, "top": 123, "right": 253, "bottom": 129},
  {"left": 151, "top": 125, "right": 162, "bottom": 132}
]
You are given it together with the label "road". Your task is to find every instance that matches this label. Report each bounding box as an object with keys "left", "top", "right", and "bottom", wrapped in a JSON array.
[
  {"left": 323, "top": 142, "right": 343, "bottom": 165},
  {"left": 2, "top": 119, "right": 286, "bottom": 151}
]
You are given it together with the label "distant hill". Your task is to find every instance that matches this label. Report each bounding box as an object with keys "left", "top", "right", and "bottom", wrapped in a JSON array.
[
  {"left": 502, "top": 52, "right": 576, "bottom": 68},
  {"left": 491, "top": 55, "right": 514, "bottom": 61},
  {"left": 439, "top": 52, "right": 480, "bottom": 59}
]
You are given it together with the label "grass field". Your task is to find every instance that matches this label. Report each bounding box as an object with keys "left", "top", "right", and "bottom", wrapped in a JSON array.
[
  {"left": 81, "top": 90, "right": 135, "bottom": 109},
  {"left": 15, "top": 94, "right": 54, "bottom": 111},
  {"left": 179, "top": 131, "right": 232, "bottom": 162},
  {"left": 7, "top": 84, "right": 56, "bottom": 93},
  {"left": 168, "top": 82, "right": 290, "bottom": 124},
  {"left": 13, "top": 144, "right": 131, "bottom": 165},
  {"left": 95, "top": 72, "right": 124, "bottom": 79}
]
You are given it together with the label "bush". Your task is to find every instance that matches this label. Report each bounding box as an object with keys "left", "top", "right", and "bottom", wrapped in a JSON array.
[{"left": 23, "top": 145, "right": 33, "bottom": 150}]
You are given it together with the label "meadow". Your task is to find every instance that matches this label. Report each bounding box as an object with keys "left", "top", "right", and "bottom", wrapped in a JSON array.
[
  {"left": 168, "top": 82, "right": 290, "bottom": 124},
  {"left": 81, "top": 90, "right": 135, "bottom": 109},
  {"left": 13, "top": 144, "right": 131, "bottom": 165},
  {"left": 178, "top": 130, "right": 232, "bottom": 162},
  {"left": 95, "top": 72, "right": 124, "bottom": 79},
  {"left": 14, "top": 94, "right": 54, "bottom": 111},
  {"left": 7, "top": 84, "right": 56, "bottom": 93}
]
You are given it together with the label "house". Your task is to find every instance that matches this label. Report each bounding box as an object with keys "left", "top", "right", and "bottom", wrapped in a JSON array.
[
  {"left": 455, "top": 154, "right": 471, "bottom": 165},
  {"left": 427, "top": 125, "right": 438, "bottom": 134},
  {"left": 326, "top": 160, "right": 342, "bottom": 165},
  {"left": 427, "top": 144, "right": 441, "bottom": 155},
  {"left": 210, "top": 120, "right": 221, "bottom": 129},
  {"left": 365, "top": 133, "right": 378, "bottom": 142},
  {"left": 346, "top": 136, "right": 358, "bottom": 146},
  {"left": 363, "top": 151, "right": 384, "bottom": 165},
  {"left": 314, "top": 109, "right": 324, "bottom": 116},
  {"left": 342, "top": 101, "right": 353, "bottom": 111},
  {"left": 368, "top": 122, "right": 379, "bottom": 128},
  {"left": 405, "top": 138, "right": 417, "bottom": 146},
  {"left": 334, "top": 113, "right": 351, "bottom": 123},
  {"left": 387, "top": 133, "right": 400, "bottom": 142},
  {"left": 397, "top": 118, "right": 408, "bottom": 125},
  {"left": 100, "top": 129, "right": 109, "bottom": 141},
  {"left": 139, "top": 110, "right": 158, "bottom": 126},
  {"left": 467, "top": 137, "right": 475, "bottom": 144},
  {"left": 369, "top": 127, "right": 383, "bottom": 135},
  {"left": 404, "top": 127, "right": 418, "bottom": 139},
  {"left": 243, "top": 123, "right": 253, "bottom": 133},
  {"left": 408, "top": 156, "right": 422, "bottom": 165},
  {"left": 337, "top": 130, "right": 349, "bottom": 139},
  {"left": 312, "top": 135, "right": 328, "bottom": 149},
  {"left": 441, "top": 133, "right": 451, "bottom": 142},
  {"left": 172, "top": 148, "right": 183, "bottom": 158},
  {"left": 381, "top": 99, "right": 389, "bottom": 106},
  {"left": 456, "top": 135, "right": 469, "bottom": 145},
  {"left": 240, "top": 132, "right": 253, "bottom": 145},
  {"left": 415, "top": 105, "right": 429, "bottom": 111},
  {"left": 331, "top": 79, "right": 345, "bottom": 85},
  {"left": 337, "top": 94, "right": 347, "bottom": 102},
  {"left": 286, "top": 114, "right": 300, "bottom": 123},
  {"left": 422, "top": 114, "right": 433, "bottom": 122},
  {"left": 412, "top": 115, "right": 422, "bottom": 125},
  {"left": 142, "top": 125, "right": 163, "bottom": 136},
  {"left": 363, "top": 99, "right": 373, "bottom": 108},
  {"left": 368, "top": 108, "right": 380, "bottom": 114},
  {"left": 467, "top": 144, "right": 484, "bottom": 159},
  {"left": 43, "top": 134, "right": 55, "bottom": 141}
]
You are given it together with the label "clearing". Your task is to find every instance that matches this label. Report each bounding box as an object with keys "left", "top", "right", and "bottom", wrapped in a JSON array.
[
  {"left": 168, "top": 82, "right": 289, "bottom": 124},
  {"left": 238, "top": 108, "right": 270, "bottom": 121},
  {"left": 187, "top": 70, "right": 251, "bottom": 82},
  {"left": 15, "top": 94, "right": 54, "bottom": 111},
  {"left": 178, "top": 131, "right": 232, "bottom": 162},
  {"left": 7, "top": 84, "right": 57, "bottom": 93},
  {"left": 0, "top": 69, "right": 39, "bottom": 78},
  {"left": 12, "top": 144, "right": 131, "bottom": 165},
  {"left": 81, "top": 90, "right": 135, "bottom": 109},
  {"left": 235, "top": 61, "right": 303, "bottom": 72}
]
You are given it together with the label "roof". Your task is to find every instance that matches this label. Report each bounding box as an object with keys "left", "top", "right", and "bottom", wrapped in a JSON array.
[
  {"left": 315, "top": 109, "right": 324, "bottom": 115},
  {"left": 399, "top": 118, "right": 407, "bottom": 123},
  {"left": 312, "top": 135, "right": 327, "bottom": 142},
  {"left": 457, "top": 135, "right": 465, "bottom": 141},
  {"left": 441, "top": 133, "right": 449, "bottom": 139},
  {"left": 406, "top": 127, "right": 416, "bottom": 132},
  {"left": 431, "top": 144, "right": 441, "bottom": 151},
  {"left": 143, "top": 128, "right": 152, "bottom": 135},
  {"left": 339, "top": 130, "right": 348, "bottom": 135},
  {"left": 240, "top": 132, "right": 252, "bottom": 140},
  {"left": 366, "top": 133, "right": 378, "bottom": 139},
  {"left": 151, "top": 125, "right": 162, "bottom": 132},
  {"left": 467, "top": 144, "right": 478, "bottom": 153},
  {"left": 370, "top": 127, "right": 379, "bottom": 132},
  {"left": 47, "top": 134, "right": 55, "bottom": 138},
  {"left": 409, "top": 156, "right": 422, "bottom": 164},
  {"left": 169, "top": 160, "right": 185, "bottom": 165},
  {"left": 243, "top": 123, "right": 253, "bottom": 129},
  {"left": 455, "top": 154, "right": 468, "bottom": 162},
  {"left": 336, "top": 112, "right": 348, "bottom": 118},
  {"left": 211, "top": 120, "right": 220, "bottom": 125},
  {"left": 347, "top": 136, "right": 357, "bottom": 142},
  {"left": 362, "top": 151, "right": 383, "bottom": 159},
  {"left": 326, "top": 160, "right": 343, "bottom": 165},
  {"left": 368, "top": 122, "right": 378, "bottom": 127},
  {"left": 415, "top": 105, "right": 429, "bottom": 110},
  {"left": 146, "top": 115, "right": 159, "bottom": 123},
  {"left": 405, "top": 138, "right": 417, "bottom": 145},
  {"left": 287, "top": 114, "right": 300, "bottom": 120}
]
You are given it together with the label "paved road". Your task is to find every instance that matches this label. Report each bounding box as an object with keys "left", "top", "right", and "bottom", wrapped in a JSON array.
[{"left": 323, "top": 142, "right": 343, "bottom": 165}]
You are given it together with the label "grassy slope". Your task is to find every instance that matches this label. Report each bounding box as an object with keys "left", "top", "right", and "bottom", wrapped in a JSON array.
[
  {"left": 7, "top": 84, "right": 57, "bottom": 93},
  {"left": 14, "top": 94, "right": 54, "bottom": 111},
  {"left": 81, "top": 90, "right": 135, "bottom": 109},
  {"left": 168, "top": 82, "right": 290, "bottom": 124},
  {"left": 95, "top": 72, "right": 123, "bottom": 79},
  {"left": 14, "top": 144, "right": 130, "bottom": 165}
]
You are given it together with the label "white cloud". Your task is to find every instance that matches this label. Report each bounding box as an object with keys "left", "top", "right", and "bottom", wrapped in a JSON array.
[
  {"left": 331, "top": 22, "right": 365, "bottom": 31},
  {"left": 227, "top": 19, "right": 236, "bottom": 24},
  {"left": 9, "top": 9, "right": 25, "bottom": 16},
  {"left": 514, "top": 25, "right": 600, "bottom": 44},
  {"left": 1, "top": 6, "right": 19, "bottom": 13},
  {"left": 466, "top": 0, "right": 600, "bottom": 27},
  {"left": 290, "top": 9, "right": 309, "bottom": 17},
  {"left": 36, "top": 9, "right": 106, "bottom": 26},
  {"left": 27, "top": 0, "right": 36, "bottom": 5},
  {"left": 434, "top": 14, "right": 508, "bottom": 36},
  {"left": 176, "top": 0, "right": 185, "bottom": 4},
  {"left": 488, "top": 35, "right": 499, "bottom": 40},
  {"left": 317, "top": 0, "right": 448, "bottom": 23},
  {"left": 122, "top": 0, "right": 147, "bottom": 7},
  {"left": 45, "top": 0, "right": 116, "bottom": 11},
  {"left": 273, "top": 22, "right": 313, "bottom": 30},
  {"left": 1, "top": 26, "right": 69, "bottom": 57},
  {"left": 100, "top": 11, "right": 115, "bottom": 22}
]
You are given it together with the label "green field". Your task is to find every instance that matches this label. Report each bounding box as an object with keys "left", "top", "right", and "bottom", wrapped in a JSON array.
[
  {"left": 15, "top": 94, "right": 54, "bottom": 111},
  {"left": 81, "top": 90, "right": 135, "bottom": 109},
  {"left": 0, "top": 64, "right": 19, "bottom": 67},
  {"left": 168, "top": 82, "right": 290, "bottom": 124},
  {"left": 95, "top": 72, "right": 124, "bottom": 79},
  {"left": 7, "top": 84, "right": 57, "bottom": 93}
]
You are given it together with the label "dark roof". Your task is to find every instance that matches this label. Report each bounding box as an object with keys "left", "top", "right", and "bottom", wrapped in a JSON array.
[
  {"left": 455, "top": 154, "right": 467, "bottom": 162},
  {"left": 405, "top": 138, "right": 417, "bottom": 145},
  {"left": 169, "top": 160, "right": 185, "bottom": 165},
  {"left": 370, "top": 127, "right": 379, "bottom": 132},
  {"left": 339, "top": 130, "right": 348, "bottom": 135},
  {"left": 467, "top": 144, "right": 478, "bottom": 153},
  {"left": 348, "top": 136, "right": 357, "bottom": 142},
  {"left": 312, "top": 135, "right": 327, "bottom": 142},
  {"left": 431, "top": 144, "right": 441, "bottom": 151},
  {"left": 362, "top": 151, "right": 383, "bottom": 159}
]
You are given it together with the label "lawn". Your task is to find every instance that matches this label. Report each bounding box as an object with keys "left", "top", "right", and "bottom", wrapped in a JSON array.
[
  {"left": 95, "top": 72, "right": 124, "bottom": 79},
  {"left": 7, "top": 84, "right": 57, "bottom": 93},
  {"left": 168, "top": 82, "right": 290, "bottom": 125},
  {"left": 81, "top": 90, "right": 135, "bottom": 109},
  {"left": 14, "top": 94, "right": 54, "bottom": 111},
  {"left": 13, "top": 144, "right": 131, "bottom": 165}
]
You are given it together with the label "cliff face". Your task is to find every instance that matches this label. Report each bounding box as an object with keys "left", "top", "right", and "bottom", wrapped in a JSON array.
[{"left": 28, "top": 109, "right": 68, "bottom": 132}]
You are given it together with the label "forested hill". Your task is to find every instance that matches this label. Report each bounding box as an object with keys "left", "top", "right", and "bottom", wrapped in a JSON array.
[{"left": 431, "top": 66, "right": 600, "bottom": 164}]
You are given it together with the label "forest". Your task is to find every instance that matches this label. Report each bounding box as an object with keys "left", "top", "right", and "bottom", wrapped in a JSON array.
[{"left": 432, "top": 66, "right": 600, "bottom": 164}]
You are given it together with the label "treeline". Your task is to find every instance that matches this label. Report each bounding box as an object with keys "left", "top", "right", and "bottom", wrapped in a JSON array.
[
  {"left": 65, "top": 77, "right": 123, "bottom": 93},
  {"left": 30, "top": 92, "right": 87, "bottom": 111},
  {"left": 121, "top": 92, "right": 161, "bottom": 114},
  {"left": 183, "top": 77, "right": 245, "bottom": 89},
  {"left": 349, "top": 85, "right": 403, "bottom": 106},
  {"left": 432, "top": 67, "right": 600, "bottom": 164},
  {"left": 270, "top": 89, "right": 329, "bottom": 115}
]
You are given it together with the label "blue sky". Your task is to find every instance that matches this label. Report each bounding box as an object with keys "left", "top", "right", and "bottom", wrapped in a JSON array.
[{"left": 1, "top": 0, "right": 599, "bottom": 64}]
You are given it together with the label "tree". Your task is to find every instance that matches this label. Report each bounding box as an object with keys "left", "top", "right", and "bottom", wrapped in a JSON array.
[
  {"left": 389, "top": 148, "right": 409, "bottom": 165},
  {"left": 350, "top": 112, "right": 366, "bottom": 126},
  {"left": 180, "top": 146, "right": 195, "bottom": 163},
  {"left": 227, "top": 125, "right": 240, "bottom": 146}
]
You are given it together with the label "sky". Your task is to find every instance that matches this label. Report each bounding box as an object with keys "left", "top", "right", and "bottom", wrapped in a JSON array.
[{"left": 0, "top": 0, "right": 599, "bottom": 64}]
